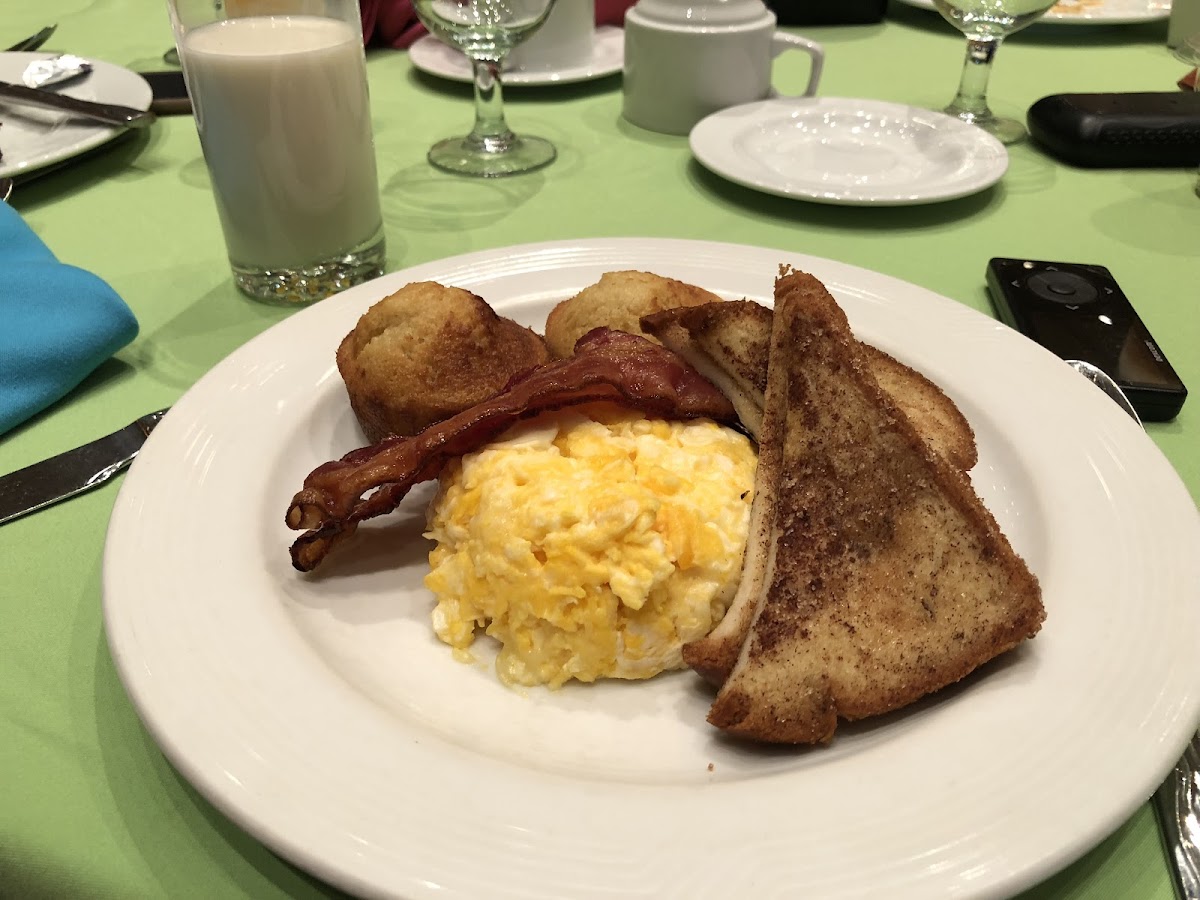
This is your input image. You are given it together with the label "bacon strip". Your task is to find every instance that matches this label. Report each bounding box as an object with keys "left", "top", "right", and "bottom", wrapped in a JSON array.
[{"left": 286, "top": 328, "right": 739, "bottom": 571}]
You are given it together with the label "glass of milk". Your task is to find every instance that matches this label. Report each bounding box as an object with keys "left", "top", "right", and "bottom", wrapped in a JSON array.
[{"left": 168, "top": 0, "right": 386, "bottom": 304}]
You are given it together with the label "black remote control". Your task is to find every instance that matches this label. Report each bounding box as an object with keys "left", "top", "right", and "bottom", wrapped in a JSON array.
[{"left": 985, "top": 258, "right": 1187, "bottom": 421}]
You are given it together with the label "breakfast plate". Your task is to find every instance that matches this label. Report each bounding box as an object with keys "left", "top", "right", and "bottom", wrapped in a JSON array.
[
  {"left": 104, "top": 238, "right": 1200, "bottom": 900},
  {"left": 408, "top": 26, "right": 623, "bottom": 86},
  {"left": 0, "top": 52, "right": 152, "bottom": 179},
  {"left": 689, "top": 97, "right": 1009, "bottom": 206},
  {"left": 892, "top": 0, "right": 1172, "bottom": 25}
]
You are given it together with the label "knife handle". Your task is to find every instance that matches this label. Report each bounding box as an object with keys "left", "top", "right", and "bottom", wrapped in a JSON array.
[{"left": 0, "top": 80, "right": 156, "bottom": 129}]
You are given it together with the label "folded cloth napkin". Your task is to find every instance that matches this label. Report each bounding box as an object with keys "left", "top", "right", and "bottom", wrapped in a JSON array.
[
  {"left": 0, "top": 203, "right": 138, "bottom": 436},
  {"left": 362, "top": 0, "right": 638, "bottom": 49}
]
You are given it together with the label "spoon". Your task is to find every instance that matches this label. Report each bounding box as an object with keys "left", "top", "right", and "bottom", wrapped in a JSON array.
[
  {"left": 1065, "top": 362, "right": 1198, "bottom": 898},
  {"left": 1065, "top": 359, "right": 1141, "bottom": 427},
  {"left": 1071, "top": 353, "right": 1200, "bottom": 900}
]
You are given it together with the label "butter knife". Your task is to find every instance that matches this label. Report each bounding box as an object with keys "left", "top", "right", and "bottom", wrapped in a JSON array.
[
  {"left": 0, "top": 79, "right": 155, "bottom": 129},
  {"left": 0, "top": 409, "right": 168, "bottom": 526}
]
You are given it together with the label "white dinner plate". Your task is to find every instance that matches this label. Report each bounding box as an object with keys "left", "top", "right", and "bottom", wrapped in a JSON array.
[
  {"left": 689, "top": 97, "right": 1008, "bottom": 205},
  {"left": 408, "top": 26, "right": 623, "bottom": 86},
  {"left": 893, "top": 0, "right": 1171, "bottom": 24},
  {"left": 0, "top": 52, "right": 152, "bottom": 179},
  {"left": 104, "top": 238, "right": 1200, "bottom": 900}
]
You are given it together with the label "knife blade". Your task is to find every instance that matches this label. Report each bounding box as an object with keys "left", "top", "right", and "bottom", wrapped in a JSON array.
[
  {"left": 0, "top": 409, "right": 168, "bottom": 526},
  {"left": 0, "top": 79, "right": 155, "bottom": 129}
]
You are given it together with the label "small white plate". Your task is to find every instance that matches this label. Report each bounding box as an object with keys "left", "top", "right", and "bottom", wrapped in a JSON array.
[
  {"left": 0, "top": 52, "right": 153, "bottom": 179},
  {"left": 689, "top": 97, "right": 1008, "bottom": 206},
  {"left": 409, "top": 25, "right": 623, "bottom": 86},
  {"left": 894, "top": 0, "right": 1171, "bottom": 25}
]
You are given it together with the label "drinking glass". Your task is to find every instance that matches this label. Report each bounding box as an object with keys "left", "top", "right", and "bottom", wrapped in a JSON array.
[
  {"left": 412, "top": 0, "right": 560, "bottom": 176},
  {"left": 933, "top": 0, "right": 1058, "bottom": 144},
  {"left": 168, "top": 0, "right": 386, "bottom": 304},
  {"left": 1172, "top": 31, "right": 1200, "bottom": 198}
]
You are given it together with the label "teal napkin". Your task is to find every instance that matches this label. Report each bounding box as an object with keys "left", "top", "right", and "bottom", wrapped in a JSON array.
[{"left": 0, "top": 203, "right": 138, "bottom": 436}]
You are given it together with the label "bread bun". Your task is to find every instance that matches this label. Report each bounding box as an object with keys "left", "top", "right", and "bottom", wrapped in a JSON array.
[
  {"left": 337, "top": 281, "right": 550, "bottom": 442},
  {"left": 544, "top": 271, "right": 723, "bottom": 358}
]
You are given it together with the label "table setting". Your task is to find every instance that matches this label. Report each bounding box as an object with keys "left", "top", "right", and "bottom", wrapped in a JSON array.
[{"left": 2, "top": 0, "right": 1199, "bottom": 898}]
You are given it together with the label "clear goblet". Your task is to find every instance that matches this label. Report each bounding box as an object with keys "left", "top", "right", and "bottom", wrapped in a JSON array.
[
  {"left": 413, "top": 0, "right": 560, "bottom": 176},
  {"left": 933, "top": 0, "right": 1058, "bottom": 144},
  {"left": 1171, "top": 31, "right": 1200, "bottom": 198}
]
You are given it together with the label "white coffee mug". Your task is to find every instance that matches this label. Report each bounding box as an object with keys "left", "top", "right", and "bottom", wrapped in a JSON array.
[
  {"left": 507, "top": 0, "right": 596, "bottom": 72},
  {"left": 621, "top": 0, "right": 824, "bottom": 136}
]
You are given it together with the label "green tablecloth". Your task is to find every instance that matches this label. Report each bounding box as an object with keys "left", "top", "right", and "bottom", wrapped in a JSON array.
[{"left": 2, "top": 1, "right": 1197, "bottom": 897}]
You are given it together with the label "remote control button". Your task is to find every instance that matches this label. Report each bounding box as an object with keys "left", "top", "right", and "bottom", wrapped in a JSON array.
[{"left": 1027, "top": 271, "right": 1099, "bottom": 305}]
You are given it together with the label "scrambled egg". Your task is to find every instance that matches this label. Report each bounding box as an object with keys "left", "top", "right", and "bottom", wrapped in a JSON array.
[{"left": 424, "top": 403, "right": 757, "bottom": 688}]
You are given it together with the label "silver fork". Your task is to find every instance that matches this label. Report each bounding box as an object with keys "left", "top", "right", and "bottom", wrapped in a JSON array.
[{"left": 1068, "top": 359, "right": 1199, "bottom": 900}]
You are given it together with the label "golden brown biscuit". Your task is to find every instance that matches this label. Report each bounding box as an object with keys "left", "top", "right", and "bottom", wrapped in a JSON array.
[
  {"left": 544, "top": 270, "right": 723, "bottom": 358},
  {"left": 337, "top": 281, "right": 550, "bottom": 443}
]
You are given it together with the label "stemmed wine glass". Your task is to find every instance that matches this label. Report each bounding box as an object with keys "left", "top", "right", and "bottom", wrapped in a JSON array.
[
  {"left": 1171, "top": 31, "right": 1200, "bottom": 197},
  {"left": 412, "top": 0, "right": 560, "bottom": 176},
  {"left": 933, "top": 0, "right": 1058, "bottom": 144}
]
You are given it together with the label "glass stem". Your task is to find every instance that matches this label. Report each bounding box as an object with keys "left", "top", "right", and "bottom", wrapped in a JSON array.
[
  {"left": 947, "top": 37, "right": 1001, "bottom": 122},
  {"left": 468, "top": 58, "right": 516, "bottom": 154}
]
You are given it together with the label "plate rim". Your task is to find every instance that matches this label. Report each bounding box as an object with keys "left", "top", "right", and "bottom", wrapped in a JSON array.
[
  {"left": 103, "top": 236, "right": 1200, "bottom": 900},
  {"left": 0, "top": 51, "right": 153, "bottom": 178},
  {"left": 688, "top": 96, "right": 1009, "bottom": 206},
  {"left": 408, "top": 26, "right": 624, "bottom": 86}
]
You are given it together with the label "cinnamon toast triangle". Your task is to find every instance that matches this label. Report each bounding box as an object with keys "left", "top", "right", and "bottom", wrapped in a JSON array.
[
  {"left": 642, "top": 297, "right": 981, "bottom": 686},
  {"left": 704, "top": 270, "right": 1044, "bottom": 744}
]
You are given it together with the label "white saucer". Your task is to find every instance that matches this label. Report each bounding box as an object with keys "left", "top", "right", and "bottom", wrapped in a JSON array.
[
  {"left": 689, "top": 97, "right": 1009, "bottom": 206},
  {"left": 409, "top": 26, "right": 623, "bottom": 86},
  {"left": 893, "top": 0, "right": 1171, "bottom": 25}
]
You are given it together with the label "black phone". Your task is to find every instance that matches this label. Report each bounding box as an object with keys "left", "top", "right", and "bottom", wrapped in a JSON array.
[
  {"left": 985, "top": 257, "right": 1187, "bottom": 421},
  {"left": 140, "top": 70, "right": 191, "bottom": 115}
]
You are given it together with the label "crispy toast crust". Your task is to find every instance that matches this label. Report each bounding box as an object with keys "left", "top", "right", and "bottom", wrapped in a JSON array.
[{"left": 705, "top": 270, "right": 1044, "bottom": 744}]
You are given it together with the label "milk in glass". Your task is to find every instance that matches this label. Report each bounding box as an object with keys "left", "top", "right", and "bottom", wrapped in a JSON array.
[{"left": 181, "top": 16, "right": 383, "bottom": 271}]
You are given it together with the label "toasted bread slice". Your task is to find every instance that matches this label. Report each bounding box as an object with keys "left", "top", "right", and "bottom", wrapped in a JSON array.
[
  {"left": 644, "top": 299, "right": 981, "bottom": 686},
  {"left": 705, "top": 270, "right": 1043, "bottom": 744},
  {"left": 642, "top": 301, "right": 772, "bottom": 441},
  {"left": 862, "top": 344, "right": 977, "bottom": 473},
  {"left": 641, "top": 302, "right": 977, "bottom": 470}
]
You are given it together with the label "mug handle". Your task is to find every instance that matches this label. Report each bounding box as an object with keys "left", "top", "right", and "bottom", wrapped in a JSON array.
[{"left": 770, "top": 33, "right": 824, "bottom": 97}]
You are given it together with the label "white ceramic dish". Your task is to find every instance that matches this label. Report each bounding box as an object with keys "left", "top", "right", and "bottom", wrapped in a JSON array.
[
  {"left": 408, "top": 26, "right": 623, "bottom": 86},
  {"left": 689, "top": 97, "right": 1008, "bottom": 205},
  {"left": 894, "top": 0, "right": 1171, "bottom": 25},
  {"left": 104, "top": 238, "right": 1200, "bottom": 900},
  {"left": 0, "top": 52, "right": 152, "bottom": 179}
]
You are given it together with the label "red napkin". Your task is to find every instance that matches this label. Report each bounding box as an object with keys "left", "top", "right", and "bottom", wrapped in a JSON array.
[{"left": 362, "top": 0, "right": 638, "bottom": 49}]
